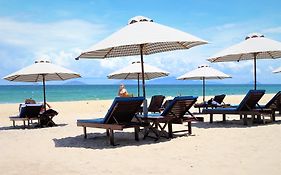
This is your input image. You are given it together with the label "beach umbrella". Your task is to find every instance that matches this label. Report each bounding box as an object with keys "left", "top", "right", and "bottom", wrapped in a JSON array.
[
  {"left": 108, "top": 61, "right": 169, "bottom": 96},
  {"left": 75, "top": 16, "right": 207, "bottom": 114},
  {"left": 3, "top": 60, "right": 81, "bottom": 110},
  {"left": 208, "top": 33, "right": 281, "bottom": 90},
  {"left": 76, "top": 16, "right": 207, "bottom": 97},
  {"left": 273, "top": 67, "right": 281, "bottom": 73},
  {"left": 177, "top": 64, "right": 231, "bottom": 102}
]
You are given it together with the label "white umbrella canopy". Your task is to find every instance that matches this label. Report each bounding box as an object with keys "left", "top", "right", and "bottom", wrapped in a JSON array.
[
  {"left": 3, "top": 60, "right": 81, "bottom": 110},
  {"left": 177, "top": 64, "right": 231, "bottom": 102},
  {"left": 77, "top": 16, "right": 208, "bottom": 59},
  {"left": 108, "top": 61, "right": 169, "bottom": 80},
  {"left": 177, "top": 64, "right": 231, "bottom": 80},
  {"left": 4, "top": 60, "right": 81, "bottom": 82},
  {"left": 108, "top": 61, "right": 169, "bottom": 96},
  {"left": 76, "top": 16, "right": 208, "bottom": 98},
  {"left": 208, "top": 33, "right": 281, "bottom": 89}
]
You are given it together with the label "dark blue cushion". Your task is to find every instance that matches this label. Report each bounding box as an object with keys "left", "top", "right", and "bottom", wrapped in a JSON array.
[
  {"left": 77, "top": 97, "right": 145, "bottom": 124},
  {"left": 103, "top": 97, "right": 144, "bottom": 123},
  {"left": 77, "top": 118, "right": 104, "bottom": 124},
  {"left": 207, "top": 107, "right": 237, "bottom": 112},
  {"left": 19, "top": 106, "right": 27, "bottom": 118},
  {"left": 19, "top": 104, "right": 42, "bottom": 118}
]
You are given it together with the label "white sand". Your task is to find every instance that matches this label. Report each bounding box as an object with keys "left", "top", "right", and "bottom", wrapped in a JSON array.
[{"left": 0, "top": 94, "right": 280, "bottom": 175}]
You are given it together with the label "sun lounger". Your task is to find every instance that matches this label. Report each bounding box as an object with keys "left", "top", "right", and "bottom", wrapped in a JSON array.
[
  {"left": 194, "top": 94, "right": 227, "bottom": 113},
  {"left": 139, "top": 95, "right": 165, "bottom": 113},
  {"left": 202, "top": 90, "right": 266, "bottom": 125},
  {"left": 138, "top": 96, "right": 198, "bottom": 140},
  {"left": 77, "top": 97, "right": 146, "bottom": 146},
  {"left": 10, "top": 104, "right": 43, "bottom": 128},
  {"left": 148, "top": 95, "right": 165, "bottom": 113},
  {"left": 255, "top": 91, "right": 281, "bottom": 122}
]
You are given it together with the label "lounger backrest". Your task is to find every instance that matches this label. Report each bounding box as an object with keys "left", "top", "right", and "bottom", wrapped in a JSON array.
[
  {"left": 236, "top": 90, "right": 265, "bottom": 111},
  {"left": 161, "top": 96, "right": 197, "bottom": 118},
  {"left": 19, "top": 104, "right": 43, "bottom": 118},
  {"left": 213, "top": 94, "right": 226, "bottom": 104},
  {"left": 103, "top": 97, "right": 144, "bottom": 124},
  {"left": 148, "top": 95, "right": 165, "bottom": 112},
  {"left": 264, "top": 91, "right": 281, "bottom": 109}
]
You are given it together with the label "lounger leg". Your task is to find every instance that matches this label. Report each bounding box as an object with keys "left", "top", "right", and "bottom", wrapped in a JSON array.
[
  {"left": 188, "top": 121, "right": 192, "bottom": 135},
  {"left": 23, "top": 121, "right": 26, "bottom": 128},
  {"left": 256, "top": 114, "right": 261, "bottom": 124},
  {"left": 272, "top": 111, "right": 276, "bottom": 122},
  {"left": 134, "top": 127, "right": 139, "bottom": 141},
  {"left": 240, "top": 115, "right": 242, "bottom": 120},
  {"left": 168, "top": 122, "right": 173, "bottom": 138},
  {"left": 106, "top": 129, "right": 110, "bottom": 136},
  {"left": 83, "top": 127, "right": 87, "bottom": 139},
  {"left": 222, "top": 114, "right": 226, "bottom": 122},
  {"left": 250, "top": 115, "right": 254, "bottom": 125},
  {"left": 243, "top": 115, "right": 247, "bottom": 125},
  {"left": 12, "top": 120, "right": 15, "bottom": 127},
  {"left": 109, "top": 129, "right": 115, "bottom": 146},
  {"left": 210, "top": 114, "right": 213, "bottom": 123}
]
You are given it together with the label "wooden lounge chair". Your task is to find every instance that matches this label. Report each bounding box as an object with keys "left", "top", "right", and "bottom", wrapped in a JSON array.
[
  {"left": 202, "top": 90, "right": 266, "bottom": 125},
  {"left": 148, "top": 95, "right": 165, "bottom": 113},
  {"left": 10, "top": 104, "right": 43, "bottom": 128},
  {"left": 138, "top": 95, "right": 165, "bottom": 113},
  {"left": 138, "top": 96, "right": 198, "bottom": 140},
  {"left": 194, "top": 94, "right": 226, "bottom": 113},
  {"left": 77, "top": 97, "right": 146, "bottom": 146},
  {"left": 256, "top": 91, "right": 281, "bottom": 122}
]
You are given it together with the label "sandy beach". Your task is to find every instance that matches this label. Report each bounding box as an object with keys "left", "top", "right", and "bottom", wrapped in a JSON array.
[{"left": 0, "top": 94, "right": 280, "bottom": 175}]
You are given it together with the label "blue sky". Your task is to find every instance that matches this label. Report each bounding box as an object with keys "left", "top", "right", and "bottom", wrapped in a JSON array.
[{"left": 1, "top": 0, "right": 281, "bottom": 85}]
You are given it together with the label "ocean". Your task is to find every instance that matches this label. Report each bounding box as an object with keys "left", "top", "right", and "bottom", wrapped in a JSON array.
[{"left": 0, "top": 84, "right": 280, "bottom": 104}]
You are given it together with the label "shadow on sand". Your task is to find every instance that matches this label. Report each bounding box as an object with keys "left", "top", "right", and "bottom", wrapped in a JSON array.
[
  {"left": 53, "top": 130, "right": 194, "bottom": 149},
  {"left": 193, "top": 119, "right": 281, "bottom": 129},
  {"left": 0, "top": 123, "right": 68, "bottom": 131}
]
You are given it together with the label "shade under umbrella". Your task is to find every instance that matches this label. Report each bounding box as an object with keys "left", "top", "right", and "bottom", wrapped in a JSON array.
[
  {"left": 208, "top": 33, "right": 281, "bottom": 90},
  {"left": 108, "top": 61, "right": 169, "bottom": 96},
  {"left": 177, "top": 64, "right": 231, "bottom": 102},
  {"left": 3, "top": 60, "right": 81, "bottom": 110}
]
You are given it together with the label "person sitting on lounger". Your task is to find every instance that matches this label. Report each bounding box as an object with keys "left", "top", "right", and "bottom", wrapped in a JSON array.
[
  {"left": 25, "top": 98, "right": 36, "bottom": 104},
  {"left": 118, "top": 84, "right": 130, "bottom": 97},
  {"left": 19, "top": 98, "right": 37, "bottom": 111}
]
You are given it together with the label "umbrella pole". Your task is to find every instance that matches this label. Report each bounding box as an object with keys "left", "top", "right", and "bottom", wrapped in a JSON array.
[
  {"left": 254, "top": 53, "right": 257, "bottom": 90},
  {"left": 42, "top": 74, "right": 46, "bottom": 112},
  {"left": 203, "top": 77, "right": 205, "bottom": 102},
  {"left": 140, "top": 44, "right": 148, "bottom": 117},
  {"left": 137, "top": 73, "right": 140, "bottom": 97},
  {"left": 140, "top": 44, "right": 146, "bottom": 97}
]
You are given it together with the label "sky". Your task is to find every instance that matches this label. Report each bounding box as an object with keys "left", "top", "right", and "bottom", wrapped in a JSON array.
[{"left": 1, "top": 0, "right": 281, "bottom": 85}]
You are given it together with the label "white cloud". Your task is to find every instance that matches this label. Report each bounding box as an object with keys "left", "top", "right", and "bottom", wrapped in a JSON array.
[
  {"left": 0, "top": 17, "right": 111, "bottom": 79},
  {"left": 0, "top": 17, "right": 107, "bottom": 51}
]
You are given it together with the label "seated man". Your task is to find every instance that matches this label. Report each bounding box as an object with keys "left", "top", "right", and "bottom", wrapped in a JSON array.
[{"left": 25, "top": 98, "right": 36, "bottom": 104}]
